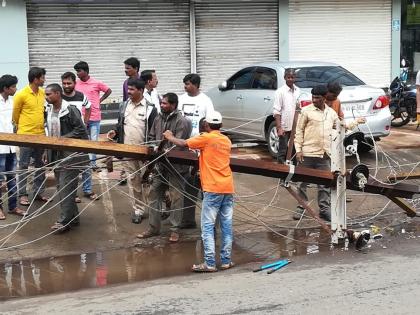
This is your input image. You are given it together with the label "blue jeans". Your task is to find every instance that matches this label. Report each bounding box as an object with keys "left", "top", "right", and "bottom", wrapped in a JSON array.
[
  {"left": 201, "top": 192, "right": 234, "bottom": 267},
  {"left": 18, "top": 147, "right": 45, "bottom": 198},
  {"left": 81, "top": 167, "right": 93, "bottom": 194},
  {"left": 87, "top": 120, "right": 100, "bottom": 167},
  {"left": 0, "top": 153, "right": 18, "bottom": 211}
]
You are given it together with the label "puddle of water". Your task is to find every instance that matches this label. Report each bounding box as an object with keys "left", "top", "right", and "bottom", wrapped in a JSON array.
[{"left": 0, "top": 229, "right": 333, "bottom": 301}]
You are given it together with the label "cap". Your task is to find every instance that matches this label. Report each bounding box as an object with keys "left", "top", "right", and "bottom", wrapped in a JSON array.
[{"left": 205, "top": 111, "right": 222, "bottom": 124}]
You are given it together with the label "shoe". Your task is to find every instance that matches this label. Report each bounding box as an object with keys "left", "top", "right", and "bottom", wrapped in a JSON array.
[
  {"left": 180, "top": 222, "right": 197, "bottom": 229},
  {"left": 131, "top": 211, "right": 142, "bottom": 224},
  {"left": 319, "top": 210, "right": 331, "bottom": 222},
  {"left": 293, "top": 207, "right": 305, "bottom": 220}
]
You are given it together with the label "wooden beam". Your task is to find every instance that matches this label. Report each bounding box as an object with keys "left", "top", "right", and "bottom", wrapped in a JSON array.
[{"left": 0, "top": 133, "right": 152, "bottom": 158}]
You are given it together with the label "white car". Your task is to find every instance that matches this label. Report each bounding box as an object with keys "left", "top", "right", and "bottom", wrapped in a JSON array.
[{"left": 206, "top": 61, "right": 391, "bottom": 157}]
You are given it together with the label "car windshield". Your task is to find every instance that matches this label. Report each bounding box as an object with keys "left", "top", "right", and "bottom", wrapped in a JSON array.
[{"left": 294, "top": 66, "right": 365, "bottom": 88}]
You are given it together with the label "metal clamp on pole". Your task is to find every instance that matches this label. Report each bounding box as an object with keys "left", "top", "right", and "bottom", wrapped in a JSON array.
[{"left": 283, "top": 164, "right": 295, "bottom": 187}]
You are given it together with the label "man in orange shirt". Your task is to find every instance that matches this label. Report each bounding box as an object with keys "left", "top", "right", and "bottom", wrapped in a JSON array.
[
  {"left": 164, "top": 111, "right": 235, "bottom": 272},
  {"left": 325, "top": 81, "right": 344, "bottom": 119}
]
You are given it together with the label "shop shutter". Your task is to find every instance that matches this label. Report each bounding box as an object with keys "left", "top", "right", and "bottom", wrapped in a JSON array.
[
  {"left": 195, "top": 0, "right": 279, "bottom": 90},
  {"left": 26, "top": 0, "right": 191, "bottom": 100},
  {"left": 289, "top": 0, "right": 392, "bottom": 87}
]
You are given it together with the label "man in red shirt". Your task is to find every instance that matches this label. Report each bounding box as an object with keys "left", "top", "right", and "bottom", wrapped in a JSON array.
[
  {"left": 163, "top": 111, "right": 235, "bottom": 272},
  {"left": 74, "top": 61, "right": 112, "bottom": 171}
]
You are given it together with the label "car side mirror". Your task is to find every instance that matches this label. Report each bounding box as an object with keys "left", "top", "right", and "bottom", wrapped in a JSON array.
[{"left": 218, "top": 81, "right": 228, "bottom": 91}]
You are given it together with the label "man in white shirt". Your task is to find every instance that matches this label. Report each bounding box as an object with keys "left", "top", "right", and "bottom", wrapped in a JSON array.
[
  {"left": 178, "top": 73, "right": 214, "bottom": 229},
  {"left": 0, "top": 75, "right": 26, "bottom": 219},
  {"left": 179, "top": 74, "right": 214, "bottom": 137},
  {"left": 273, "top": 68, "right": 300, "bottom": 164},
  {"left": 141, "top": 70, "right": 161, "bottom": 113}
]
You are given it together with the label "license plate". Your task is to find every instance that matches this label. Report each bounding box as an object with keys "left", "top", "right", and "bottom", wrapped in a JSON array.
[{"left": 342, "top": 103, "right": 365, "bottom": 112}]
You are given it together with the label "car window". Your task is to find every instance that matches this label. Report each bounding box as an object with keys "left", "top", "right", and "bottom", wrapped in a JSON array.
[
  {"left": 228, "top": 67, "right": 255, "bottom": 89},
  {"left": 252, "top": 67, "right": 277, "bottom": 90},
  {"left": 294, "top": 66, "right": 365, "bottom": 88}
]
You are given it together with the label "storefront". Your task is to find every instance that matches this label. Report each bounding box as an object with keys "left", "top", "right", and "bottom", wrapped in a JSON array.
[
  {"left": 0, "top": 0, "right": 401, "bottom": 97},
  {"left": 401, "top": 0, "right": 420, "bottom": 82}
]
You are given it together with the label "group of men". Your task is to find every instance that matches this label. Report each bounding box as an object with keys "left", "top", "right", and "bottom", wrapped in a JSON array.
[
  {"left": 0, "top": 57, "right": 236, "bottom": 272},
  {"left": 0, "top": 63, "right": 110, "bottom": 227}
]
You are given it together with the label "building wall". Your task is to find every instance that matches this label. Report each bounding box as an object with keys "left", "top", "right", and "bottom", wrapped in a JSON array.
[
  {"left": 0, "top": 0, "right": 29, "bottom": 89},
  {"left": 1, "top": 0, "right": 402, "bottom": 90}
]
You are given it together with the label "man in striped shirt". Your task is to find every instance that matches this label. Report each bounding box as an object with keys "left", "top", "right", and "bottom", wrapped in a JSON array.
[
  {"left": 61, "top": 72, "right": 99, "bottom": 202},
  {"left": 61, "top": 72, "right": 91, "bottom": 124}
]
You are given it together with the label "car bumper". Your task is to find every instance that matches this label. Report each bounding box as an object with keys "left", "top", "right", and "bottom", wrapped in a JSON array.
[{"left": 346, "top": 108, "right": 391, "bottom": 138}]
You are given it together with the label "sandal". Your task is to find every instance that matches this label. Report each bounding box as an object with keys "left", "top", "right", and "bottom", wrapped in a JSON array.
[
  {"left": 84, "top": 192, "right": 100, "bottom": 201},
  {"left": 34, "top": 195, "right": 49, "bottom": 203},
  {"left": 191, "top": 263, "right": 218, "bottom": 273},
  {"left": 169, "top": 232, "right": 179, "bottom": 243},
  {"left": 220, "top": 262, "right": 235, "bottom": 271},
  {"left": 19, "top": 197, "right": 30, "bottom": 207},
  {"left": 0, "top": 209, "right": 5, "bottom": 220},
  {"left": 136, "top": 229, "right": 160, "bottom": 239},
  {"left": 8, "top": 207, "right": 27, "bottom": 217},
  {"left": 50, "top": 222, "right": 71, "bottom": 234}
]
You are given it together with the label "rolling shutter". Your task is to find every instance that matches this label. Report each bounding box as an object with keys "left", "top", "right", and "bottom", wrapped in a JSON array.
[
  {"left": 195, "top": 0, "right": 279, "bottom": 90},
  {"left": 289, "top": 0, "right": 392, "bottom": 87},
  {"left": 26, "top": 0, "right": 191, "bottom": 99}
]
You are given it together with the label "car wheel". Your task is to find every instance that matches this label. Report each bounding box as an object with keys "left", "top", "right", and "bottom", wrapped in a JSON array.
[
  {"left": 391, "top": 107, "right": 410, "bottom": 127},
  {"left": 266, "top": 121, "right": 278, "bottom": 158},
  {"left": 358, "top": 137, "right": 374, "bottom": 153}
]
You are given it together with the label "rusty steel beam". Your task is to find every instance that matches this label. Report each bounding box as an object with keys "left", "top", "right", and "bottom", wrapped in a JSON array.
[
  {"left": 0, "top": 133, "right": 418, "bottom": 199},
  {"left": 387, "top": 196, "right": 417, "bottom": 217},
  {"left": 285, "top": 186, "right": 332, "bottom": 235},
  {"left": 388, "top": 171, "right": 420, "bottom": 182}
]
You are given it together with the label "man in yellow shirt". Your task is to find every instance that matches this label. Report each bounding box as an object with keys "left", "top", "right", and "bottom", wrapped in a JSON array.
[
  {"left": 13, "top": 67, "right": 48, "bottom": 206},
  {"left": 294, "top": 85, "right": 338, "bottom": 222}
]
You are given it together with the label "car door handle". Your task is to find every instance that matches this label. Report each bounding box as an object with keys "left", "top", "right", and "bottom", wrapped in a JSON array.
[
  {"left": 236, "top": 95, "right": 243, "bottom": 101},
  {"left": 264, "top": 96, "right": 272, "bottom": 101}
]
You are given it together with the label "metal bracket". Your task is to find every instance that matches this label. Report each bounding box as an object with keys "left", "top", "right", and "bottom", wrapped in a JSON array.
[{"left": 283, "top": 164, "right": 295, "bottom": 187}]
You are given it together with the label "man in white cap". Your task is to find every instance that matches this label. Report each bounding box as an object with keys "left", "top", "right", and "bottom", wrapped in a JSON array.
[{"left": 163, "top": 111, "right": 235, "bottom": 273}]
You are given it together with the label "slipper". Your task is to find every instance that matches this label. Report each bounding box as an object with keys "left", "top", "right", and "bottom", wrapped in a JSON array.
[
  {"left": 19, "top": 197, "right": 30, "bottom": 207},
  {"left": 136, "top": 229, "right": 159, "bottom": 239},
  {"left": 75, "top": 197, "right": 81, "bottom": 203},
  {"left": 50, "top": 222, "right": 70, "bottom": 234},
  {"left": 34, "top": 195, "right": 49, "bottom": 203},
  {"left": 84, "top": 192, "right": 100, "bottom": 201},
  {"left": 0, "top": 209, "right": 5, "bottom": 220},
  {"left": 191, "top": 263, "right": 217, "bottom": 273},
  {"left": 8, "top": 207, "right": 27, "bottom": 217},
  {"left": 169, "top": 232, "right": 179, "bottom": 243},
  {"left": 220, "top": 262, "right": 235, "bottom": 271}
]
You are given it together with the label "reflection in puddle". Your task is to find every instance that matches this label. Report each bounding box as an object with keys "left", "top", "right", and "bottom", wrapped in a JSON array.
[{"left": 0, "top": 229, "right": 334, "bottom": 301}]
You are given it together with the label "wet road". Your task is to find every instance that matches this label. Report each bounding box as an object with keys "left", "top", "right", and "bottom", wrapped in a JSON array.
[
  {"left": 0, "top": 125, "right": 418, "bottom": 307},
  {"left": 2, "top": 223, "right": 420, "bottom": 314}
]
